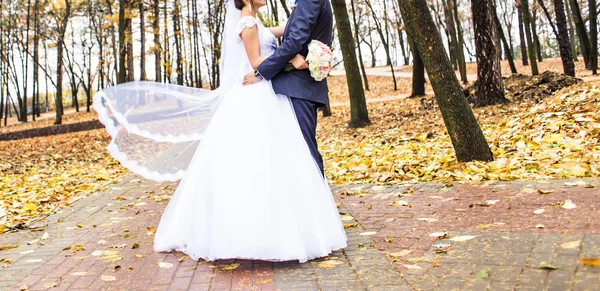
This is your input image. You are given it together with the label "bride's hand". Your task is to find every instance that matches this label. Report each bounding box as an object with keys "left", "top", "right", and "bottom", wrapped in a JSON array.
[
  {"left": 242, "top": 72, "right": 261, "bottom": 86},
  {"left": 290, "top": 54, "right": 308, "bottom": 70}
]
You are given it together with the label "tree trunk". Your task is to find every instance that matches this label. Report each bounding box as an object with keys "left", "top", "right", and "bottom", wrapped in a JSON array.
[
  {"left": 552, "top": 0, "right": 576, "bottom": 76},
  {"left": 397, "top": 20, "right": 409, "bottom": 66},
  {"left": 589, "top": 0, "right": 598, "bottom": 74},
  {"left": 536, "top": 0, "right": 559, "bottom": 38},
  {"left": 140, "top": 1, "right": 147, "bottom": 81},
  {"left": 105, "top": 0, "right": 119, "bottom": 84},
  {"left": 397, "top": 0, "right": 493, "bottom": 162},
  {"left": 493, "top": 4, "right": 518, "bottom": 74},
  {"left": 472, "top": 0, "right": 508, "bottom": 107},
  {"left": 126, "top": 2, "right": 135, "bottom": 81},
  {"left": 366, "top": 16, "right": 377, "bottom": 68},
  {"left": 407, "top": 35, "right": 425, "bottom": 97},
  {"left": 173, "top": 2, "right": 184, "bottom": 85},
  {"left": 517, "top": 3, "right": 529, "bottom": 65},
  {"left": 568, "top": 0, "right": 591, "bottom": 68},
  {"left": 350, "top": 0, "right": 369, "bottom": 91},
  {"left": 331, "top": 0, "right": 370, "bottom": 128},
  {"left": 22, "top": 0, "right": 32, "bottom": 122},
  {"left": 33, "top": 0, "right": 40, "bottom": 120},
  {"left": 163, "top": 0, "right": 171, "bottom": 83},
  {"left": 152, "top": 0, "right": 161, "bottom": 82},
  {"left": 192, "top": 0, "right": 202, "bottom": 87},
  {"left": 565, "top": 0, "right": 578, "bottom": 61},
  {"left": 451, "top": 0, "right": 467, "bottom": 83},
  {"left": 118, "top": 0, "right": 127, "bottom": 84},
  {"left": 0, "top": 0, "right": 4, "bottom": 125},
  {"left": 55, "top": 1, "right": 71, "bottom": 125},
  {"left": 522, "top": 0, "right": 540, "bottom": 75},
  {"left": 365, "top": 0, "right": 397, "bottom": 91},
  {"left": 531, "top": 4, "right": 543, "bottom": 61},
  {"left": 278, "top": 0, "right": 291, "bottom": 18}
]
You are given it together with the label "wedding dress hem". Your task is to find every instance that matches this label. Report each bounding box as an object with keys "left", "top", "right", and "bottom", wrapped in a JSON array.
[{"left": 154, "top": 243, "right": 348, "bottom": 263}]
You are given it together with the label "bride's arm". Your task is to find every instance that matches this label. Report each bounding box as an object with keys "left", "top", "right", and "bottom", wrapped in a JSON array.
[
  {"left": 268, "top": 22, "right": 286, "bottom": 38},
  {"left": 240, "top": 25, "right": 268, "bottom": 70}
]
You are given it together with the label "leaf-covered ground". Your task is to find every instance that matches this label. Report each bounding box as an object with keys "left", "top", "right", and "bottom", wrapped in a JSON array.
[
  {"left": 0, "top": 130, "right": 127, "bottom": 232},
  {"left": 396, "top": 57, "right": 597, "bottom": 79},
  {"left": 319, "top": 82, "right": 600, "bottom": 184},
  {"left": 0, "top": 110, "right": 98, "bottom": 134},
  {"left": 1, "top": 75, "right": 598, "bottom": 233}
]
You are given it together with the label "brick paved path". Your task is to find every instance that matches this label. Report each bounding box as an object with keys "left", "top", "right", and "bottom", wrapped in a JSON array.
[{"left": 0, "top": 177, "right": 599, "bottom": 290}]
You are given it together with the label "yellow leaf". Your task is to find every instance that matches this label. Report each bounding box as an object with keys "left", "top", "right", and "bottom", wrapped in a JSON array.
[
  {"left": 0, "top": 245, "right": 18, "bottom": 251},
  {"left": 579, "top": 258, "right": 600, "bottom": 267},
  {"left": 537, "top": 189, "right": 554, "bottom": 195},
  {"left": 222, "top": 263, "right": 240, "bottom": 270},
  {"left": 22, "top": 203, "right": 37, "bottom": 212},
  {"left": 317, "top": 260, "right": 342, "bottom": 268}
]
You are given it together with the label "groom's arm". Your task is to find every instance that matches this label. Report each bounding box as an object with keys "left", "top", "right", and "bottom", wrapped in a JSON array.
[{"left": 256, "top": 0, "right": 321, "bottom": 81}]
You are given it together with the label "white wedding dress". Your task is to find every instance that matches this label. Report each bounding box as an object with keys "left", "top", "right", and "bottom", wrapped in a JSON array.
[{"left": 95, "top": 12, "right": 347, "bottom": 263}]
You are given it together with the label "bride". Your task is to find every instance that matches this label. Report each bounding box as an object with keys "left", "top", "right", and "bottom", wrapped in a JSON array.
[{"left": 94, "top": 0, "right": 346, "bottom": 262}]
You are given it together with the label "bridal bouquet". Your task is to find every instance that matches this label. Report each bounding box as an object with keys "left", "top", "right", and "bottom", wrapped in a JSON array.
[{"left": 285, "top": 40, "right": 333, "bottom": 82}]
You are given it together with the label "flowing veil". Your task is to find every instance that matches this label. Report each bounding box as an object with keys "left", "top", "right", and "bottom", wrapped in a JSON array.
[{"left": 93, "top": 0, "right": 243, "bottom": 182}]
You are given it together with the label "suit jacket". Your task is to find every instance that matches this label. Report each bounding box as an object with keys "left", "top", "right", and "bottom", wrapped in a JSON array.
[{"left": 257, "top": 0, "right": 333, "bottom": 105}]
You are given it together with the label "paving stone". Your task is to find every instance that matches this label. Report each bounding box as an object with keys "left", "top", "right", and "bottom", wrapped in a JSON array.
[{"left": 3, "top": 180, "right": 600, "bottom": 290}]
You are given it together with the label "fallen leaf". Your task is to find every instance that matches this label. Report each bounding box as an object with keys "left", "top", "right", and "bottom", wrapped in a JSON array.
[
  {"left": 564, "top": 181, "right": 587, "bottom": 186},
  {"left": 158, "top": 262, "right": 173, "bottom": 268},
  {"left": 317, "top": 260, "right": 343, "bottom": 268},
  {"left": 579, "top": 258, "right": 600, "bottom": 267},
  {"left": 42, "top": 283, "right": 58, "bottom": 288},
  {"left": 406, "top": 257, "right": 423, "bottom": 263},
  {"left": 429, "top": 232, "right": 447, "bottom": 237},
  {"left": 0, "top": 245, "right": 18, "bottom": 251},
  {"left": 486, "top": 200, "right": 500, "bottom": 205},
  {"left": 537, "top": 189, "right": 554, "bottom": 195},
  {"left": 534, "top": 209, "right": 545, "bottom": 215},
  {"left": 222, "top": 263, "right": 240, "bottom": 270},
  {"left": 391, "top": 200, "right": 409, "bottom": 206},
  {"left": 340, "top": 215, "right": 355, "bottom": 221},
  {"left": 343, "top": 223, "right": 358, "bottom": 229},
  {"left": 359, "top": 231, "right": 377, "bottom": 236},
  {"left": 417, "top": 218, "right": 438, "bottom": 223},
  {"left": 402, "top": 264, "right": 422, "bottom": 270},
  {"left": 560, "top": 240, "right": 580, "bottom": 249},
  {"left": 475, "top": 269, "right": 490, "bottom": 279},
  {"left": 535, "top": 224, "right": 545, "bottom": 229},
  {"left": 450, "top": 235, "right": 477, "bottom": 242},
  {"left": 538, "top": 262, "right": 561, "bottom": 270},
  {"left": 41, "top": 232, "right": 49, "bottom": 240},
  {"left": 561, "top": 200, "right": 577, "bottom": 209},
  {"left": 178, "top": 256, "right": 187, "bottom": 262},
  {"left": 71, "top": 272, "right": 87, "bottom": 276},
  {"left": 100, "top": 275, "right": 116, "bottom": 281},
  {"left": 390, "top": 250, "right": 412, "bottom": 257},
  {"left": 22, "top": 203, "right": 37, "bottom": 212},
  {"left": 99, "top": 250, "right": 123, "bottom": 263},
  {"left": 146, "top": 226, "right": 156, "bottom": 235}
]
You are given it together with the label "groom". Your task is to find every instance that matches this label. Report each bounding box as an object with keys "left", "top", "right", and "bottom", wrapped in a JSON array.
[{"left": 246, "top": 0, "right": 333, "bottom": 175}]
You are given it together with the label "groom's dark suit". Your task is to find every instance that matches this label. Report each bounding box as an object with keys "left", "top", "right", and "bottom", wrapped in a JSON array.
[{"left": 257, "top": 0, "right": 333, "bottom": 175}]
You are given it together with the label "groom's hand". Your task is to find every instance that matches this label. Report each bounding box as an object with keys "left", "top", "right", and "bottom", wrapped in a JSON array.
[{"left": 291, "top": 54, "right": 308, "bottom": 70}]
